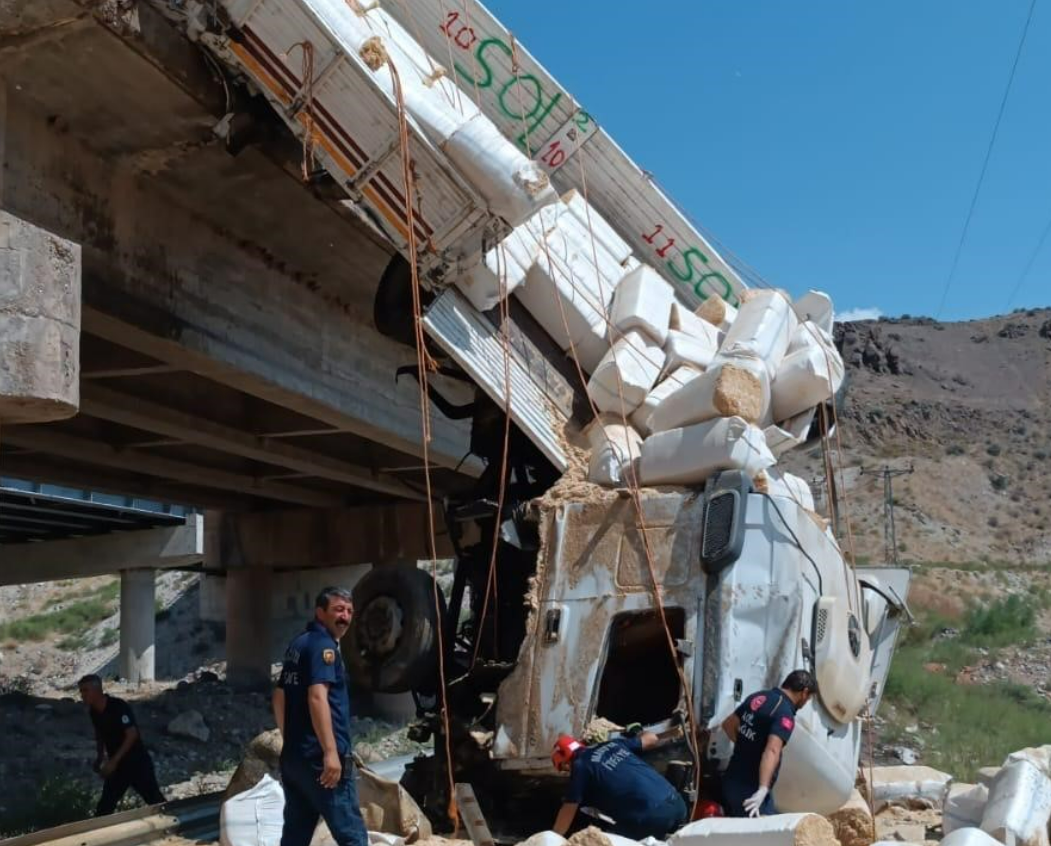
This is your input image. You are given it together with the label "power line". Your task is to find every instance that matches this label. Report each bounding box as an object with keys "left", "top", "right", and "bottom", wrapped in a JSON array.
[
  {"left": 936, "top": 0, "right": 1038, "bottom": 319},
  {"left": 1005, "top": 208, "right": 1051, "bottom": 309}
]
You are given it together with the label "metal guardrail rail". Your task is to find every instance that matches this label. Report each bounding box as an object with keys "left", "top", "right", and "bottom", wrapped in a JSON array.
[{"left": 0, "top": 793, "right": 222, "bottom": 846}]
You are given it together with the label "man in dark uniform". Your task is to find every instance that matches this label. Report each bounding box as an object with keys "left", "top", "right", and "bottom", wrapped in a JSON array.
[
  {"left": 719, "top": 669, "right": 816, "bottom": 817},
  {"left": 551, "top": 729, "right": 688, "bottom": 839},
  {"left": 77, "top": 674, "right": 165, "bottom": 816},
  {"left": 273, "top": 586, "right": 367, "bottom": 846}
]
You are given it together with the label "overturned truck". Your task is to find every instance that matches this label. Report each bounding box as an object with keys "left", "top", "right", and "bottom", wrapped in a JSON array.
[{"left": 167, "top": 0, "right": 911, "bottom": 829}]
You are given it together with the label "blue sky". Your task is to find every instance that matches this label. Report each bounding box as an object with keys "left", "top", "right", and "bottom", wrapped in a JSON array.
[{"left": 484, "top": 1, "right": 1050, "bottom": 321}]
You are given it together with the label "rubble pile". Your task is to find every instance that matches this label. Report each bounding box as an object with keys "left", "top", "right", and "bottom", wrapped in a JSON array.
[{"left": 454, "top": 195, "right": 843, "bottom": 505}]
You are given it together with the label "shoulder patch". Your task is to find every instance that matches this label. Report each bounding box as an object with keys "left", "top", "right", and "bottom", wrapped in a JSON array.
[
  {"left": 749, "top": 695, "right": 767, "bottom": 712},
  {"left": 781, "top": 716, "right": 794, "bottom": 731},
  {"left": 322, "top": 649, "right": 336, "bottom": 665},
  {"left": 121, "top": 714, "right": 131, "bottom": 725}
]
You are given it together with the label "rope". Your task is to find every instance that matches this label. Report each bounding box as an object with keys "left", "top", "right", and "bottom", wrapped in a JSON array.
[
  {"left": 387, "top": 54, "right": 458, "bottom": 831},
  {"left": 285, "top": 40, "right": 316, "bottom": 181}
]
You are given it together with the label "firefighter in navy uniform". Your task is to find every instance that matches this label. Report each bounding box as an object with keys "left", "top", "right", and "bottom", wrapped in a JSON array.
[
  {"left": 77, "top": 674, "right": 165, "bottom": 816},
  {"left": 550, "top": 728, "right": 688, "bottom": 840},
  {"left": 272, "top": 587, "right": 367, "bottom": 846},
  {"left": 719, "top": 670, "right": 817, "bottom": 817}
]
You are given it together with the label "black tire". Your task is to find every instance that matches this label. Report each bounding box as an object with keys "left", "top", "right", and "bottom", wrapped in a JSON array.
[{"left": 345, "top": 565, "right": 445, "bottom": 694}]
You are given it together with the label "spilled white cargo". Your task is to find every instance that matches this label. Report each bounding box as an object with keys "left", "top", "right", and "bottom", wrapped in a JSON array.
[
  {"left": 610, "top": 265, "right": 675, "bottom": 345},
  {"left": 586, "top": 414, "right": 643, "bottom": 486},
  {"left": 631, "top": 366, "right": 704, "bottom": 436},
  {"left": 648, "top": 356, "right": 770, "bottom": 434},
  {"left": 587, "top": 330, "right": 665, "bottom": 414},
  {"left": 639, "top": 416, "right": 775, "bottom": 485},
  {"left": 980, "top": 759, "right": 1051, "bottom": 846},
  {"left": 668, "top": 813, "right": 838, "bottom": 846}
]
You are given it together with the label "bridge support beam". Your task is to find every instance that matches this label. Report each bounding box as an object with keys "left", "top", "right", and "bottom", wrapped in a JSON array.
[
  {"left": 119, "top": 568, "right": 156, "bottom": 684},
  {"left": 225, "top": 566, "right": 274, "bottom": 691}
]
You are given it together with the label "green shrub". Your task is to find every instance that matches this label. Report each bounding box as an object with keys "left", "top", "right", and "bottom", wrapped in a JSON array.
[
  {"left": 963, "top": 595, "right": 1036, "bottom": 647},
  {"left": 0, "top": 776, "right": 96, "bottom": 836},
  {"left": 0, "top": 598, "right": 115, "bottom": 643}
]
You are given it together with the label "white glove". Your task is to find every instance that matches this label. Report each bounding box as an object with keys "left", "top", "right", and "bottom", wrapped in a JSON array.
[{"left": 743, "top": 785, "right": 769, "bottom": 818}]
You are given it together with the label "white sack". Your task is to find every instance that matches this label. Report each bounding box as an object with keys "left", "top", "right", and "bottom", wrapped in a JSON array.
[
  {"left": 562, "top": 189, "right": 634, "bottom": 265},
  {"left": 639, "top": 416, "right": 775, "bottom": 486},
  {"left": 586, "top": 415, "right": 643, "bottom": 487},
  {"left": 221, "top": 773, "right": 285, "bottom": 846},
  {"left": 455, "top": 245, "right": 533, "bottom": 312},
  {"left": 719, "top": 289, "right": 797, "bottom": 376},
  {"left": 871, "top": 765, "right": 954, "bottom": 808},
  {"left": 976, "top": 767, "right": 1001, "bottom": 788},
  {"left": 663, "top": 329, "right": 719, "bottom": 374},
  {"left": 671, "top": 302, "right": 724, "bottom": 345},
  {"left": 587, "top": 330, "right": 664, "bottom": 414},
  {"left": 943, "top": 783, "right": 989, "bottom": 835},
  {"left": 648, "top": 354, "right": 771, "bottom": 434},
  {"left": 763, "top": 407, "right": 816, "bottom": 457},
  {"left": 771, "top": 324, "right": 844, "bottom": 422},
  {"left": 696, "top": 297, "right": 738, "bottom": 332},
  {"left": 980, "top": 759, "right": 1051, "bottom": 846},
  {"left": 668, "top": 813, "right": 837, "bottom": 846},
  {"left": 941, "top": 829, "right": 1005, "bottom": 846},
  {"left": 610, "top": 264, "right": 674, "bottom": 345},
  {"left": 519, "top": 833, "right": 568, "bottom": 846},
  {"left": 793, "top": 290, "right": 835, "bottom": 334},
  {"left": 631, "top": 366, "right": 703, "bottom": 436},
  {"left": 1005, "top": 744, "right": 1051, "bottom": 778},
  {"left": 763, "top": 469, "right": 815, "bottom": 511}
]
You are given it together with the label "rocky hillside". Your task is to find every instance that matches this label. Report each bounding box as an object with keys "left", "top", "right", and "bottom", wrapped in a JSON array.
[{"left": 783, "top": 307, "right": 1051, "bottom": 566}]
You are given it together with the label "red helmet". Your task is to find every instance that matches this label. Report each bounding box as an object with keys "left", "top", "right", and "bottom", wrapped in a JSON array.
[
  {"left": 693, "top": 799, "right": 725, "bottom": 820},
  {"left": 551, "top": 734, "right": 584, "bottom": 769}
]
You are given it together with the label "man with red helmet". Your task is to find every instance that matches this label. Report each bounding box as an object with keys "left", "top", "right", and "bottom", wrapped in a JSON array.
[
  {"left": 719, "top": 670, "right": 816, "bottom": 817},
  {"left": 550, "top": 728, "right": 688, "bottom": 839}
]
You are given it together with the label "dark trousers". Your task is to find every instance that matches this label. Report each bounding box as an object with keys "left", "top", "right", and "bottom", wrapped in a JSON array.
[
  {"left": 280, "top": 756, "right": 368, "bottom": 846},
  {"left": 609, "top": 793, "right": 689, "bottom": 840},
  {"left": 721, "top": 778, "right": 777, "bottom": 817},
  {"left": 96, "top": 754, "right": 165, "bottom": 816}
]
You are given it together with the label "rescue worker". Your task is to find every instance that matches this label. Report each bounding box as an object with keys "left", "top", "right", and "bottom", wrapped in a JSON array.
[
  {"left": 719, "top": 669, "right": 816, "bottom": 817},
  {"left": 273, "top": 586, "right": 367, "bottom": 846},
  {"left": 77, "top": 674, "right": 165, "bottom": 816},
  {"left": 551, "top": 729, "right": 688, "bottom": 839}
]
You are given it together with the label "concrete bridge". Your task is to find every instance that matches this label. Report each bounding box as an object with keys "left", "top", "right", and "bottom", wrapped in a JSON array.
[{"left": 0, "top": 0, "right": 472, "bottom": 687}]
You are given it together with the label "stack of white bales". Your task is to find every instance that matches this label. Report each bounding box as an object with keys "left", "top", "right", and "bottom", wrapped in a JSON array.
[{"left": 452, "top": 195, "right": 844, "bottom": 500}]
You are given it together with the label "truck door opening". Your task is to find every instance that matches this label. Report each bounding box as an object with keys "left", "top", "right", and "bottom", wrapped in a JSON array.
[{"left": 595, "top": 608, "right": 686, "bottom": 726}]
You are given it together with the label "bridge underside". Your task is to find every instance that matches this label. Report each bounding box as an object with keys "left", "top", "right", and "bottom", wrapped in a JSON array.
[{"left": 0, "top": 0, "right": 478, "bottom": 512}]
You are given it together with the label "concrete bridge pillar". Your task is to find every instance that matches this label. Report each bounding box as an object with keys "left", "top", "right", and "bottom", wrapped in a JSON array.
[
  {"left": 225, "top": 566, "right": 274, "bottom": 690},
  {"left": 119, "top": 568, "right": 157, "bottom": 684}
]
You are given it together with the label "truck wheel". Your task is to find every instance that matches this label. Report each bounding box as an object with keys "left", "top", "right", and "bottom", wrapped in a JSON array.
[{"left": 346, "top": 565, "right": 445, "bottom": 693}]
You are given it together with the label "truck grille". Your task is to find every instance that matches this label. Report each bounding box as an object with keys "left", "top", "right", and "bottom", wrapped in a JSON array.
[{"left": 702, "top": 492, "right": 736, "bottom": 561}]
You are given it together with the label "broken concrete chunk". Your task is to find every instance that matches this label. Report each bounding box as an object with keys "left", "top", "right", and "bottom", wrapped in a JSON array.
[
  {"left": 610, "top": 264, "right": 674, "bottom": 345},
  {"left": 668, "top": 813, "right": 837, "bottom": 846},
  {"left": 696, "top": 297, "right": 738, "bottom": 332},
  {"left": 719, "top": 289, "right": 797, "bottom": 377},
  {"left": 167, "top": 709, "right": 210, "bottom": 742},
  {"left": 980, "top": 759, "right": 1051, "bottom": 846},
  {"left": 648, "top": 354, "right": 770, "bottom": 434},
  {"left": 826, "top": 788, "right": 873, "bottom": 846},
  {"left": 587, "top": 330, "right": 664, "bottom": 415},
  {"left": 639, "top": 416, "right": 775, "bottom": 486},
  {"left": 586, "top": 414, "right": 642, "bottom": 486},
  {"left": 870, "top": 765, "right": 954, "bottom": 809},
  {"left": 631, "top": 366, "right": 704, "bottom": 436}
]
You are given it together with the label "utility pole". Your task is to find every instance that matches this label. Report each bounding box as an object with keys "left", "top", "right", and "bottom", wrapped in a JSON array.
[{"left": 861, "top": 465, "right": 914, "bottom": 564}]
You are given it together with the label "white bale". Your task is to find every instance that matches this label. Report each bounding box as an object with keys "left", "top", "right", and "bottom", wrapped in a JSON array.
[
  {"left": 587, "top": 330, "right": 664, "bottom": 415},
  {"left": 771, "top": 324, "right": 844, "bottom": 422},
  {"left": 976, "top": 767, "right": 1001, "bottom": 789},
  {"left": 586, "top": 415, "right": 643, "bottom": 487},
  {"left": 671, "top": 302, "right": 723, "bottom": 343},
  {"left": 763, "top": 407, "right": 816, "bottom": 457},
  {"left": 870, "top": 765, "right": 953, "bottom": 808},
  {"left": 763, "top": 469, "right": 815, "bottom": 511},
  {"left": 516, "top": 248, "right": 609, "bottom": 354},
  {"left": 792, "top": 290, "right": 835, "bottom": 334},
  {"left": 941, "top": 828, "right": 1005, "bottom": 846},
  {"left": 719, "top": 289, "right": 797, "bottom": 376},
  {"left": 573, "top": 326, "right": 614, "bottom": 375},
  {"left": 631, "top": 366, "right": 703, "bottom": 436},
  {"left": 663, "top": 329, "right": 719, "bottom": 374},
  {"left": 980, "top": 759, "right": 1051, "bottom": 846},
  {"left": 519, "top": 833, "right": 568, "bottom": 846},
  {"left": 562, "top": 189, "right": 634, "bottom": 265},
  {"left": 220, "top": 773, "right": 284, "bottom": 846},
  {"left": 1005, "top": 744, "right": 1051, "bottom": 778},
  {"left": 610, "top": 264, "right": 675, "bottom": 345},
  {"left": 667, "top": 813, "right": 837, "bottom": 846},
  {"left": 648, "top": 354, "right": 771, "bottom": 433},
  {"left": 943, "top": 783, "right": 989, "bottom": 835},
  {"left": 606, "top": 836, "right": 646, "bottom": 846},
  {"left": 639, "top": 416, "right": 775, "bottom": 486},
  {"left": 696, "top": 297, "right": 738, "bottom": 332}
]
